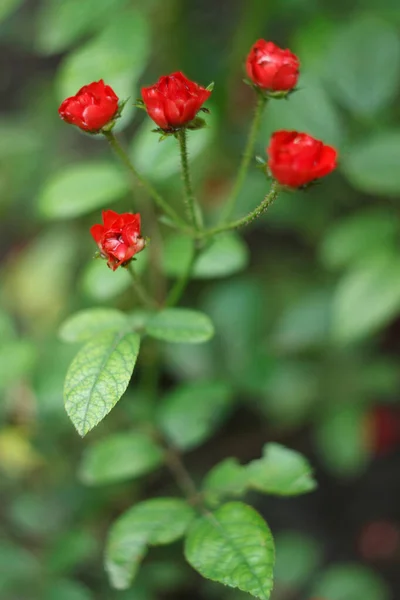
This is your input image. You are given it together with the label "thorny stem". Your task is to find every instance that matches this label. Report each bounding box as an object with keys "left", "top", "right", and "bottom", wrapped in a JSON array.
[
  {"left": 177, "top": 128, "right": 203, "bottom": 231},
  {"left": 220, "top": 94, "right": 267, "bottom": 223},
  {"left": 103, "top": 130, "right": 190, "bottom": 231},
  {"left": 199, "top": 180, "right": 280, "bottom": 238},
  {"left": 127, "top": 262, "right": 158, "bottom": 309}
]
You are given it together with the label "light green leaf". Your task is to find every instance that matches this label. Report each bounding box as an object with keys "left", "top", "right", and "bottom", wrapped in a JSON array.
[
  {"left": 0, "top": 0, "right": 23, "bottom": 23},
  {"left": 59, "top": 308, "right": 128, "bottom": 343},
  {"left": 321, "top": 209, "right": 399, "bottom": 269},
  {"left": 38, "top": 162, "right": 129, "bottom": 220},
  {"left": 79, "top": 431, "right": 164, "bottom": 485},
  {"left": 332, "top": 253, "right": 400, "bottom": 343},
  {"left": 261, "top": 73, "right": 344, "bottom": 148},
  {"left": 35, "top": 0, "right": 129, "bottom": 55},
  {"left": 106, "top": 498, "right": 196, "bottom": 589},
  {"left": 343, "top": 132, "right": 400, "bottom": 196},
  {"left": 64, "top": 330, "right": 140, "bottom": 436},
  {"left": 314, "top": 406, "right": 370, "bottom": 477},
  {"left": 202, "top": 458, "right": 249, "bottom": 501},
  {"left": 203, "top": 443, "right": 316, "bottom": 503},
  {"left": 312, "top": 564, "right": 390, "bottom": 600},
  {"left": 324, "top": 16, "right": 400, "bottom": 116},
  {"left": 247, "top": 443, "right": 317, "bottom": 496},
  {"left": 158, "top": 381, "right": 233, "bottom": 450},
  {"left": 130, "top": 108, "right": 216, "bottom": 180},
  {"left": 185, "top": 502, "right": 275, "bottom": 600},
  {"left": 81, "top": 259, "right": 132, "bottom": 301},
  {"left": 56, "top": 9, "right": 149, "bottom": 131},
  {"left": 145, "top": 308, "right": 214, "bottom": 344},
  {"left": 163, "top": 233, "right": 249, "bottom": 279}
]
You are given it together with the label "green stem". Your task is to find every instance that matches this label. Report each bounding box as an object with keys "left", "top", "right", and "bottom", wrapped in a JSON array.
[
  {"left": 127, "top": 263, "right": 158, "bottom": 309},
  {"left": 199, "top": 180, "right": 280, "bottom": 238},
  {"left": 103, "top": 130, "right": 190, "bottom": 231},
  {"left": 177, "top": 128, "right": 203, "bottom": 230},
  {"left": 220, "top": 94, "right": 267, "bottom": 223},
  {"left": 164, "top": 445, "right": 203, "bottom": 508}
]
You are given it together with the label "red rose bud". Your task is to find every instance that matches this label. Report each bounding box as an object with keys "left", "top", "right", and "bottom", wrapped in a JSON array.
[
  {"left": 141, "top": 71, "right": 211, "bottom": 130},
  {"left": 90, "top": 210, "right": 145, "bottom": 271},
  {"left": 246, "top": 40, "right": 300, "bottom": 92},
  {"left": 58, "top": 80, "right": 119, "bottom": 132},
  {"left": 267, "top": 131, "right": 337, "bottom": 188}
]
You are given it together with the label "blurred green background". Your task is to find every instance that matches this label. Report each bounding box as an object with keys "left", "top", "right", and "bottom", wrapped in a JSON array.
[{"left": 1, "top": 0, "right": 400, "bottom": 599}]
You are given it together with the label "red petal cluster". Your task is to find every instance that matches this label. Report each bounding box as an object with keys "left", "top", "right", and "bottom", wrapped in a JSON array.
[
  {"left": 246, "top": 40, "right": 300, "bottom": 92},
  {"left": 90, "top": 210, "right": 145, "bottom": 271},
  {"left": 58, "top": 80, "right": 119, "bottom": 132},
  {"left": 141, "top": 71, "right": 211, "bottom": 130},
  {"left": 267, "top": 131, "right": 337, "bottom": 188}
]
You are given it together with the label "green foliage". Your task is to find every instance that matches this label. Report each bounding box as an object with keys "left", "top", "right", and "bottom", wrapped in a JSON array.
[
  {"left": 203, "top": 443, "right": 316, "bottom": 504},
  {"left": 163, "top": 233, "right": 250, "bottom": 279},
  {"left": 312, "top": 564, "right": 390, "bottom": 600},
  {"left": 64, "top": 330, "right": 140, "bottom": 435},
  {"left": 2, "top": 1, "right": 400, "bottom": 599},
  {"left": 38, "top": 162, "right": 129, "bottom": 219},
  {"left": 145, "top": 308, "right": 215, "bottom": 343},
  {"left": 185, "top": 502, "right": 275, "bottom": 600},
  {"left": 314, "top": 405, "right": 370, "bottom": 477},
  {"left": 343, "top": 132, "right": 400, "bottom": 196},
  {"left": 0, "top": 0, "right": 23, "bottom": 22},
  {"left": 158, "top": 380, "right": 233, "bottom": 450},
  {"left": 43, "top": 580, "right": 93, "bottom": 600},
  {"left": 106, "top": 498, "right": 196, "bottom": 589},
  {"left": 261, "top": 73, "right": 344, "bottom": 148},
  {"left": 79, "top": 431, "right": 164, "bottom": 485},
  {"left": 324, "top": 15, "right": 400, "bottom": 116},
  {"left": 56, "top": 9, "right": 150, "bottom": 102},
  {"left": 81, "top": 259, "right": 132, "bottom": 301},
  {"left": 59, "top": 308, "right": 128, "bottom": 343},
  {"left": 332, "top": 252, "right": 400, "bottom": 343},
  {"left": 35, "top": 0, "right": 129, "bottom": 55},
  {"left": 130, "top": 108, "right": 216, "bottom": 180},
  {"left": 320, "top": 209, "right": 398, "bottom": 269},
  {"left": 274, "top": 532, "right": 321, "bottom": 588}
]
